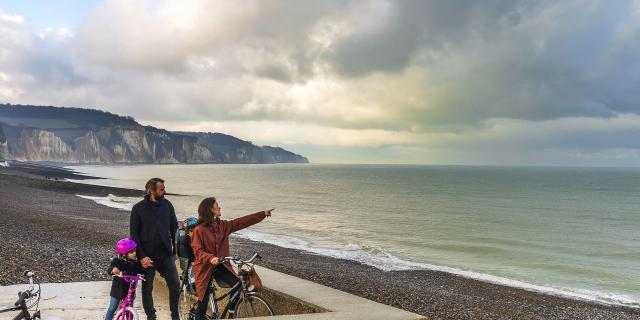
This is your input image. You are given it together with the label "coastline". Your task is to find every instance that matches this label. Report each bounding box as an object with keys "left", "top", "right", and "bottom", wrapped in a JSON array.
[{"left": 0, "top": 165, "right": 638, "bottom": 319}]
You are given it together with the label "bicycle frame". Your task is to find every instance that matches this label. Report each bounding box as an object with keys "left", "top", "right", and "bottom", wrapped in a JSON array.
[
  {"left": 182, "top": 253, "right": 270, "bottom": 319},
  {"left": 9, "top": 305, "right": 39, "bottom": 320},
  {"left": 206, "top": 255, "right": 260, "bottom": 319},
  {"left": 0, "top": 302, "right": 35, "bottom": 320},
  {"left": 206, "top": 280, "right": 241, "bottom": 319},
  {"left": 0, "top": 272, "right": 41, "bottom": 320},
  {"left": 114, "top": 274, "right": 144, "bottom": 320},
  {"left": 178, "top": 260, "right": 239, "bottom": 319}
]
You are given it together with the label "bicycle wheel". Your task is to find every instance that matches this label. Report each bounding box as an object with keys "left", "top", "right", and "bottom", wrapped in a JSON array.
[
  {"left": 125, "top": 307, "right": 139, "bottom": 320},
  {"left": 113, "top": 308, "right": 125, "bottom": 320},
  {"left": 233, "top": 294, "right": 275, "bottom": 318},
  {"left": 114, "top": 307, "right": 139, "bottom": 320},
  {"left": 179, "top": 284, "right": 198, "bottom": 320}
]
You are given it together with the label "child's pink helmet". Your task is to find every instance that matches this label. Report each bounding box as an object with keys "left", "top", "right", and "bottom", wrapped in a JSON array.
[{"left": 115, "top": 238, "right": 137, "bottom": 255}]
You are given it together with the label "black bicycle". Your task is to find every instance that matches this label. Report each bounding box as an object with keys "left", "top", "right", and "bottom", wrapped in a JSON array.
[
  {"left": 178, "top": 253, "right": 275, "bottom": 319},
  {"left": 178, "top": 260, "right": 198, "bottom": 320},
  {"left": 0, "top": 271, "right": 41, "bottom": 320}
]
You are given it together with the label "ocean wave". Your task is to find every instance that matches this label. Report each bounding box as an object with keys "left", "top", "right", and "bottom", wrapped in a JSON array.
[
  {"left": 71, "top": 192, "right": 639, "bottom": 308},
  {"left": 76, "top": 194, "right": 137, "bottom": 211},
  {"left": 234, "top": 229, "right": 639, "bottom": 308}
]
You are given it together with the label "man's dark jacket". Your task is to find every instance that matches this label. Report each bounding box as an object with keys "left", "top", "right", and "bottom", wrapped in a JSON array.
[{"left": 130, "top": 195, "right": 179, "bottom": 260}]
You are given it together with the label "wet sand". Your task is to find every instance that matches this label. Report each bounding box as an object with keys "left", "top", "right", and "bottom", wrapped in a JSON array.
[{"left": 0, "top": 164, "right": 638, "bottom": 319}]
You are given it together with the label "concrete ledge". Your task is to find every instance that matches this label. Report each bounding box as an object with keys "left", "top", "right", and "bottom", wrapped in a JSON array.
[
  {"left": 0, "top": 266, "right": 426, "bottom": 320},
  {"left": 253, "top": 266, "right": 426, "bottom": 320},
  {"left": 0, "top": 281, "right": 171, "bottom": 320}
]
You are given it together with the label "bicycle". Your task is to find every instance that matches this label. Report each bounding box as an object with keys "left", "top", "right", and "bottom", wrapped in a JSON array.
[
  {"left": 0, "top": 271, "right": 41, "bottom": 320},
  {"left": 112, "top": 273, "right": 145, "bottom": 320},
  {"left": 178, "top": 253, "right": 275, "bottom": 319},
  {"left": 178, "top": 260, "right": 198, "bottom": 320}
]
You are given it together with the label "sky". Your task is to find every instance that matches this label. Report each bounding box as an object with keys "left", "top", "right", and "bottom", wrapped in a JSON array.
[{"left": 1, "top": 0, "right": 640, "bottom": 165}]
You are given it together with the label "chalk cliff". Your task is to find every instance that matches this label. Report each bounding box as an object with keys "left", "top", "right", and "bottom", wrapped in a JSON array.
[
  {"left": 0, "top": 104, "right": 308, "bottom": 164},
  {"left": 0, "top": 125, "right": 7, "bottom": 160}
]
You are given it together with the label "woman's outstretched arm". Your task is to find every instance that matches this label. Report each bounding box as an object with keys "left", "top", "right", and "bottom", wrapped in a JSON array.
[{"left": 227, "top": 210, "right": 272, "bottom": 234}]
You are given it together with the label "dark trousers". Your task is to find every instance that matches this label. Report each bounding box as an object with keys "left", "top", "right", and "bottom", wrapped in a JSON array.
[
  {"left": 195, "top": 266, "right": 239, "bottom": 320},
  {"left": 141, "top": 255, "right": 181, "bottom": 320}
]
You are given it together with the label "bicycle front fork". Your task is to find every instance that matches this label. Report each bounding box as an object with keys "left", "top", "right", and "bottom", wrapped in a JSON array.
[{"left": 207, "top": 285, "right": 219, "bottom": 318}]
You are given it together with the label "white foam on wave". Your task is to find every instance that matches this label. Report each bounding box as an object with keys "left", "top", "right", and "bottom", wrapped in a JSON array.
[
  {"left": 69, "top": 192, "right": 640, "bottom": 308},
  {"left": 234, "top": 229, "right": 639, "bottom": 308},
  {"left": 76, "top": 194, "right": 137, "bottom": 211}
]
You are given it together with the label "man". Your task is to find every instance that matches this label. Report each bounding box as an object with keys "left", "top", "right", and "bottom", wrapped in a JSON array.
[{"left": 130, "top": 177, "right": 180, "bottom": 320}]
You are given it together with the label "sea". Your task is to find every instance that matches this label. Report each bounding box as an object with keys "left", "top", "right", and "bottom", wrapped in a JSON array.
[{"left": 67, "top": 164, "right": 640, "bottom": 308}]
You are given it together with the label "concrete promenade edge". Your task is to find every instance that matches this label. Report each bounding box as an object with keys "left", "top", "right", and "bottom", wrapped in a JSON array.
[{"left": 0, "top": 265, "right": 427, "bottom": 320}]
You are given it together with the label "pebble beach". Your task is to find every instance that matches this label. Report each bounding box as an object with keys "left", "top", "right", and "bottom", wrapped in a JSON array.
[{"left": 0, "top": 164, "right": 638, "bottom": 320}]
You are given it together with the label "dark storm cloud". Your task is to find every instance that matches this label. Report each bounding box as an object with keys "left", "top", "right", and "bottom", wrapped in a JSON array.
[
  {"left": 327, "top": 0, "right": 532, "bottom": 77},
  {"left": 324, "top": 1, "right": 640, "bottom": 126}
]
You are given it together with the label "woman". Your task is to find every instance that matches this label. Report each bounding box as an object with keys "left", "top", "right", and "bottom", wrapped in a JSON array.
[{"left": 190, "top": 197, "right": 274, "bottom": 319}]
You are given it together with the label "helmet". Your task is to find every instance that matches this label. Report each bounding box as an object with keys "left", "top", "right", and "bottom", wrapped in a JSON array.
[
  {"left": 115, "top": 238, "right": 137, "bottom": 255},
  {"left": 183, "top": 217, "right": 197, "bottom": 230}
]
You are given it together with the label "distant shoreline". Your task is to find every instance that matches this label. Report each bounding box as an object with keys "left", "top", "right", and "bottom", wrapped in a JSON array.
[
  {"left": 11, "top": 159, "right": 640, "bottom": 169},
  {"left": 3, "top": 160, "right": 309, "bottom": 167},
  {"left": 0, "top": 163, "right": 638, "bottom": 319}
]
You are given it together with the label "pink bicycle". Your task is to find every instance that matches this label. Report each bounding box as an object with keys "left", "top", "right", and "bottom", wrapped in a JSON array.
[{"left": 112, "top": 274, "right": 145, "bottom": 320}]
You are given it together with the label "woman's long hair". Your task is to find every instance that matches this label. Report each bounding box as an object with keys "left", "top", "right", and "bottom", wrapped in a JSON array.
[{"left": 197, "top": 197, "right": 217, "bottom": 226}]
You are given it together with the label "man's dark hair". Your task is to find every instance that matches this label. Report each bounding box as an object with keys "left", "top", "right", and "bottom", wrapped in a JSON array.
[
  {"left": 145, "top": 177, "right": 165, "bottom": 194},
  {"left": 197, "top": 197, "right": 217, "bottom": 226}
]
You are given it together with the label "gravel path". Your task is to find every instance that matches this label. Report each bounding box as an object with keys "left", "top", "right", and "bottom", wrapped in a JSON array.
[{"left": 0, "top": 166, "right": 638, "bottom": 319}]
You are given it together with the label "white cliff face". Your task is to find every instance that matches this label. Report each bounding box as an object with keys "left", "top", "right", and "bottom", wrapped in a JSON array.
[
  {"left": 0, "top": 124, "right": 305, "bottom": 164},
  {"left": 180, "top": 137, "right": 214, "bottom": 163},
  {"left": 121, "top": 129, "right": 151, "bottom": 159},
  {"left": 74, "top": 131, "right": 102, "bottom": 162},
  {"left": 18, "top": 130, "right": 75, "bottom": 162},
  {"left": 0, "top": 105, "right": 307, "bottom": 164},
  {"left": 112, "top": 143, "right": 127, "bottom": 162},
  {"left": 236, "top": 146, "right": 262, "bottom": 163},
  {"left": 192, "top": 143, "right": 214, "bottom": 163},
  {"left": 0, "top": 126, "right": 6, "bottom": 160},
  {"left": 0, "top": 141, "right": 7, "bottom": 160},
  {"left": 157, "top": 146, "right": 179, "bottom": 163}
]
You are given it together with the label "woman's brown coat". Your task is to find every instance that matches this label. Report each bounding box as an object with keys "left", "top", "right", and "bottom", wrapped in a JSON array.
[{"left": 190, "top": 211, "right": 266, "bottom": 301}]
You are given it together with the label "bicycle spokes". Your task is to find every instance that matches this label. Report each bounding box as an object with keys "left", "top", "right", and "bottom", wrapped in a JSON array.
[{"left": 233, "top": 295, "right": 274, "bottom": 318}]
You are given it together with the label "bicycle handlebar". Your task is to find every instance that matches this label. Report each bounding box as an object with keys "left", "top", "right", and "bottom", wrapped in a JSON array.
[
  {"left": 112, "top": 274, "right": 146, "bottom": 281},
  {"left": 23, "top": 271, "right": 35, "bottom": 288},
  {"left": 0, "top": 272, "right": 39, "bottom": 315},
  {"left": 221, "top": 252, "right": 262, "bottom": 265},
  {"left": 14, "top": 291, "right": 31, "bottom": 307}
]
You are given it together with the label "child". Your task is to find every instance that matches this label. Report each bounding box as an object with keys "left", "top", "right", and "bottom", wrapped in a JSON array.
[
  {"left": 177, "top": 217, "right": 198, "bottom": 291},
  {"left": 105, "top": 238, "right": 146, "bottom": 320},
  {"left": 178, "top": 217, "right": 197, "bottom": 261}
]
